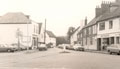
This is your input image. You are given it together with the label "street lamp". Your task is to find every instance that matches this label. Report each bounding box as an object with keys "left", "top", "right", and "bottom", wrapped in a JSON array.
[
  {"left": 16, "top": 28, "right": 22, "bottom": 50},
  {"left": 27, "top": 20, "right": 29, "bottom": 51}
]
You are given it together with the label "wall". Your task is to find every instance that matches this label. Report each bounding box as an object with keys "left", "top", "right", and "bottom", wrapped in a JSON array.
[
  {"left": 0, "top": 23, "right": 33, "bottom": 46},
  {"left": 70, "top": 27, "right": 82, "bottom": 45},
  {"left": 38, "top": 23, "right": 45, "bottom": 43},
  {"left": 98, "top": 18, "right": 120, "bottom": 35},
  {"left": 46, "top": 33, "right": 56, "bottom": 46}
]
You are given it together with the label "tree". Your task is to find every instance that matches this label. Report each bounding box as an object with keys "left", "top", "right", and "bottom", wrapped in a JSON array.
[
  {"left": 67, "top": 27, "right": 75, "bottom": 43},
  {"left": 56, "top": 36, "right": 69, "bottom": 46}
]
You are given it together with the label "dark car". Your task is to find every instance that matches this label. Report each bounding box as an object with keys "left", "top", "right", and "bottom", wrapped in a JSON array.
[{"left": 0, "top": 44, "right": 17, "bottom": 52}]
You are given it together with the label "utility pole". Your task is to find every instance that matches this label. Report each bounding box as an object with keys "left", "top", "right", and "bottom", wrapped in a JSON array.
[
  {"left": 44, "top": 18, "right": 46, "bottom": 44},
  {"left": 27, "top": 20, "right": 29, "bottom": 51}
]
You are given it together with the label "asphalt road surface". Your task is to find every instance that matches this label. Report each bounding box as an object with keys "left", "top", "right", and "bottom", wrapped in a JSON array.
[{"left": 0, "top": 48, "right": 120, "bottom": 69}]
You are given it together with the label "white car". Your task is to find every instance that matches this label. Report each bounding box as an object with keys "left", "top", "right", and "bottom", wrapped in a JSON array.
[
  {"left": 107, "top": 44, "right": 120, "bottom": 55},
  {"left": 38, "top": 44, "right": 47, "bottom": 51},
  {"left": 73, "top": 44, "right": 84, "bottom": 51}
]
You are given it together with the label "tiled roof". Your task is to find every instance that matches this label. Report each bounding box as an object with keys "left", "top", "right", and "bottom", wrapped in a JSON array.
[
  {"left": 46, "top": 30, "right": 56, "bottom": 38},
  {"left": 38, "top": 23, "right": 42, "bottom": 34},
  {"left": 71, "top": 26, "right": 80, "bottom": 35},
  {"left": 0, "top": 12, "right": 30, "bottom": 23},
  {"left": 98, "top": 6, "right": 120, "bottom": 21},
  {"left": 83, "top": 15, "right": 102, "bottom": 28}
]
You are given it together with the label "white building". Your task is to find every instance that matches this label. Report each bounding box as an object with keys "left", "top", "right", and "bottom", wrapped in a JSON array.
[
  {"left": 97, "top": 1, "right": 120, "bottom": 50},
  {"left": 46, "top": 30, "right": 56, "bottom": 46},
  {"left": 70, "top": 26, "right": 81, "bottom": 45},
  {"left": 0, "top": 12, "right": 44, "bottom": 48}
]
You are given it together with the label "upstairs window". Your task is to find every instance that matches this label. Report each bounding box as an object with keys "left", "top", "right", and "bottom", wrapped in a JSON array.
[
  {"left": 109, "top": 20, "right": 113, "bottom": 29},
  {"left": 99, "top": 22, "right": 105, "bottom": 31}
]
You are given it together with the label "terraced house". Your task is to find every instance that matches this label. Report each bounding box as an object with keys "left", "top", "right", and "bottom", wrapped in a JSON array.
[
  {"left": 77, "top": 0, "right": 120, "bottom": 51},
  {"left": 97, "top": 0, "right": 120, "bottom": 51}
]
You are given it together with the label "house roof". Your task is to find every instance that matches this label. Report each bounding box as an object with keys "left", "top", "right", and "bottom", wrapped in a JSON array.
[
  {"left": 0, "top": 12, "right": 30, "bottom": 24},
  {"left": 71, "top": 26, "right": 80, "bottom": 36},
  {"left": 83, "top": 15, "right": 102, "bottom": 29},
  {"left": 38, "top": 23, "right": 42, "bottom": 34},
  {"left": 98, "top": 5, "right": 120, "bottom": 22},
  {"left": 46, "top": 30, "right": 56, "bottom": 38}
]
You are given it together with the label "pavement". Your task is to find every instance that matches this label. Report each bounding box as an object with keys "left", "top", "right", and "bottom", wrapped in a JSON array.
[{"left": 85, "top": 49, "right": 108, "bottom": 54}]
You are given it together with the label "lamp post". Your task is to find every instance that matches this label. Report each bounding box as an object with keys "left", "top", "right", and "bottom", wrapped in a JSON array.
[
  {"left": 27, "top": 21, "right": 29, "bottom": 51},
  {"left": 16, "top": 28, "right": 22, "bottom": 51},
  {"left": 44, "top": 18, "right": 46, "bottom": 44}
]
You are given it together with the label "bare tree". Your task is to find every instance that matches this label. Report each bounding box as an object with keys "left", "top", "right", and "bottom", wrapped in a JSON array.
[{"left": 67, "top": 27, "right": 75, "bottom": 43}]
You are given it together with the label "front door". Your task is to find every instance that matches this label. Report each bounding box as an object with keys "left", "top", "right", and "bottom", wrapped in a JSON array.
[{"left": 97, "top": 38, "right": 101, "bottom": 51}]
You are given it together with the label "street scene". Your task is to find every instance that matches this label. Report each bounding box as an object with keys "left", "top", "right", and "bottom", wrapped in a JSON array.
[{"left": 0, "top": 0, "right": 120, "bottom": 69}]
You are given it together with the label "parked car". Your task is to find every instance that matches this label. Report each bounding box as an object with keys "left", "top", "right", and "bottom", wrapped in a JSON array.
[
  {"left": 38, "top": 44, "right": 47, "bottom": 51},
  {"left": 0, "top": 44, "right": 17, "bottom": 52},
  {"left": 19, "top": 45, "right": 27, "bottom": 51},
  {"left": 73, "top": 44, "right": 84, "bottom": 51},
  {"left": 57, "top": 44, "right": 64, "bottom": 49},
  {"left": 66, "top": 45, "right": 74, "bottom": 50},
  {"left": 107, "top": 44, "right": 120, "bottom": 55}
]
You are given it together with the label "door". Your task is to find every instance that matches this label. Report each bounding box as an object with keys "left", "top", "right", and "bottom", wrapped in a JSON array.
[{"left": 97, "top": 38, "right": 101, "bottom": 51}]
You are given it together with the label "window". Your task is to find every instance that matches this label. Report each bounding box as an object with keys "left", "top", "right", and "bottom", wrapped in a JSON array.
[
  {"left": 83, "top": 29, "right": 86, "bottom": 37},
  {"left": 99, "top": 22, "right": 105, "bottom": 30},
  {"left": 111, "top": 37, "right": 114, "bottom": 44},
  {"left": 86, "top": 28, "right": 89, "bottom": 36},
  {"left": 90, "top": 37, "right": 93, "bottom": 45},
  {"left": 34, "top": 25, "right": 36, "bottom": 33},
  {"left": 116, "top": 37, "right": 120, "bottom": 44},
  {"left": 109, "top": 20, "right": 113, "bottom": 29}
]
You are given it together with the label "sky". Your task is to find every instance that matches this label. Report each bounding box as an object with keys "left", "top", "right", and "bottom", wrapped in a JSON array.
[{"left": 0, "top": 0, "right": 115, "bottom": 36}]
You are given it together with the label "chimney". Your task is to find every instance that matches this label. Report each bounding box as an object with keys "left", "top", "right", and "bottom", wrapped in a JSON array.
[
  {"left": 101, "top": 1, "right": 110, "bottom": 14},
  {"left": 95, "top": 6, "right": 102, "bottom": 17},
  {"left": 85, "top": 17, "right": 87, "bottom": 26},
  {"left": 26, "top": 15, "right": 30, "bottom": 19},
  {"left": 116, "top": 0, "right": 120, "bottom": 2}
]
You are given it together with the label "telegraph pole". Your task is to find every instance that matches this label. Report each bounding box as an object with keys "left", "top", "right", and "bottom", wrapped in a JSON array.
[{"left": 44, "top": 19, "right": 46, "bottom": 44}]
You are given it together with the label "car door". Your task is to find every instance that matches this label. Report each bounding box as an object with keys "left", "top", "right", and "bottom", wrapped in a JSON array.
[
  {"left": 110, "top": 46, "right": 116, "bottom": 52},
  {"left": 0, "top": 45, "right": 6, "bottom": 52},
  {"left": 113, "top": 46, "right": 119, "bottom": 53}
]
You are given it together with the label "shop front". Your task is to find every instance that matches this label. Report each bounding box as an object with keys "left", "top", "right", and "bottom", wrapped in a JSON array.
[{"left": 97, "top": 33, "right": 120, "bottom": 51}]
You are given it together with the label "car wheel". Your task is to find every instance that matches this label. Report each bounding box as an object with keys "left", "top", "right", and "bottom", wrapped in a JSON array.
[
  {"left": 82, "top": 49, "right": 84, "bottom": 51},
  {"left": 7, "top": 49, "right": 11, "bottom": 52},
  {"left": 110, "top": 52, "right": 112, "bottom": 54},
  {"left": 117, "top": 51, "right": 120, "bottom": 55}
]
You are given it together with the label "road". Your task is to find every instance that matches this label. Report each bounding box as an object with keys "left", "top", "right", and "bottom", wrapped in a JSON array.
[{"left": 0, "top": 48, "right": 120, "bottom": 69}]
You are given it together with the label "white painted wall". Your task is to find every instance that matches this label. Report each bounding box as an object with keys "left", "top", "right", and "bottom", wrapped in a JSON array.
[
  {"left": 46, "top": 33, "right": 56, "bottom": 46},
  {"left": 98, "top": 18, "right": 120, "bottom": 35},
  {"left": 0, "top": 21, "right": 41, "bottom": 47},
  {"left": 70, "top": 27, "right": 82, "bottom": 45},
  {"left": 0, "top": 23, "right": 33, "bottom": 46},
  {"left": 38, "top": 23, "right": 45, "bottom": 43}
]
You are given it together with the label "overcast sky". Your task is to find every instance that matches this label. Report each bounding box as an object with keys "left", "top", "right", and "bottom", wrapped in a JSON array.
[{"left": 0, "top": 0, "right": 115, "bottom": 36}]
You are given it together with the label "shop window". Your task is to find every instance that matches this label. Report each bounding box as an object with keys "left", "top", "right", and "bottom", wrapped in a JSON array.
[
  {"left": 90, "top": 37, "right": 93, "bottom": 45},
  {"left": 116, "top": 37, "right": 120, "bottom": 44},
  {"left": 111, "top": 37, "right": 114, "bottom": 44},
  {"left": 109, "top": 20, "right": 113, "bottom": 29},
  {"left": 99, "top": 22, "right": 105, "bottom": 31}
]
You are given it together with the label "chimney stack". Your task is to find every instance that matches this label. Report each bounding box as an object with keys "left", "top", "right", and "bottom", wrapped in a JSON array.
[
  {"left": 26, "top": 15, "right": 30, "bottom": 19},
  {"left": 95, "top": 6, "right": 102, "bottom": 17},
  {"left": 95, "top": 1, "right": 110, "bottom": 18},
  {"left": 116, "top": 0, "right": 120, "bottom": 2},
  {"left": 101, "top": 1, "right": 110, "bottom": 14},
  {"left": 85, "top": 17, "right": 87, "bottom": 26}
]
